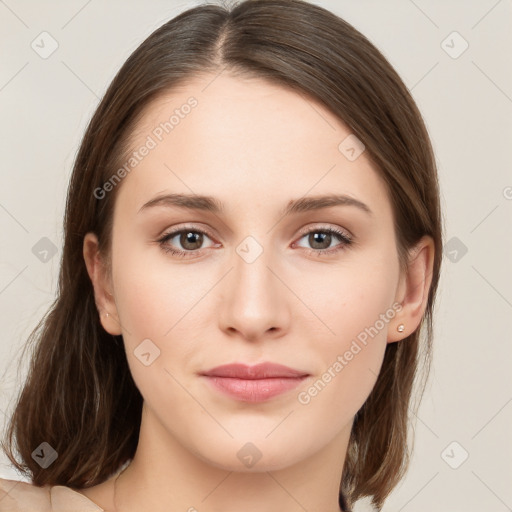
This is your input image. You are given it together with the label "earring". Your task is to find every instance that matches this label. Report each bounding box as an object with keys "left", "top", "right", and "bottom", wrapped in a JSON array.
[{"left": 397, "top": 324, "right": 405, "bottom": 333}]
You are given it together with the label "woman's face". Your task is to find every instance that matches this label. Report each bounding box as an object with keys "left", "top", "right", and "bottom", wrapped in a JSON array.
[{"left": 99, "top": 73, "right": 407, "bottom": 471}]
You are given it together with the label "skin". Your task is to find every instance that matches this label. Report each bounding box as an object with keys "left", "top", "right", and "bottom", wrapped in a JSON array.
[{"left": 82, "top": 72, "right": 434, "bottom": 512}]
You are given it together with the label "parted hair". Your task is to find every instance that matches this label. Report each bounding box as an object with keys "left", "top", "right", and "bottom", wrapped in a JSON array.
[{"left": 1, "top": 1, "right": 443, "bottom": 510}]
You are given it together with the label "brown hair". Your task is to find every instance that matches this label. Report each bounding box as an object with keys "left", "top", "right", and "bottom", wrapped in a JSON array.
[{"left": 1, "top": 0, "right": 443, "bottom": 509}]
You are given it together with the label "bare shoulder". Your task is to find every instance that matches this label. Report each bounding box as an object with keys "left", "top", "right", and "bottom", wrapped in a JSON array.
[{"left": 0, "top": 476, "right": 52, "bottom": 511}]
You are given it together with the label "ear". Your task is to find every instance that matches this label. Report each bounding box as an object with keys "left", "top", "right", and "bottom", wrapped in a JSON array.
[
  {"left": 83, "top": 232, "right": 122, "bottom": 336},
  {"left": 388, "top": 235, "right": 435, "bottom": 343}
]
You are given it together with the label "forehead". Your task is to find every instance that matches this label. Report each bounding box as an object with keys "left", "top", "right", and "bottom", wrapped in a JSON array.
[
  {"left": 132, "top": 72, "right": 349, "bottom": 157},
  {"left": 116, "top": 73, "right": 392, "bottom": 219}
]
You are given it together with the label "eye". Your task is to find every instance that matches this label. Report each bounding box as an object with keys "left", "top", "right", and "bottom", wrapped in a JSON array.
[
  {"left": 294, "top": 226, "right": 353, "bottom": 256},
  {"left": 157, "top": 226, "right": 217, "bottom": 258},
  {"left": 157, "top": 225, "right": 353, "bottom": 259}
]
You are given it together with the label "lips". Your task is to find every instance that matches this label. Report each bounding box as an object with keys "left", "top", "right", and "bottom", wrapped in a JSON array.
[
  {"left": 200, "top": 362, "right": 310, "bottom": 402},
  {"left": 200, "top": 362, "right": 309, "bottom": 379}
]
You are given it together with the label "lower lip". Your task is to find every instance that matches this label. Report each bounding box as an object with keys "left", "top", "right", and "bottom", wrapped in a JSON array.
[{"left": 202, "top": 376, "right": 308, "bottom": 402}]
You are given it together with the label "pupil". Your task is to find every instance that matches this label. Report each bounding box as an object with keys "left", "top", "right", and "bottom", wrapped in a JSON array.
[
  {"left": 181, "top": 232, "right": 202, "bottom": 250},
  {"left": 311, "top": 232, "right": 330, "bottom": 249}
]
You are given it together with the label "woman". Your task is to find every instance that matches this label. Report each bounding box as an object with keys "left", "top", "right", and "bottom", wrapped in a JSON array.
[{"left": 0, "top": 0, "right": 442, "bottom": 510}]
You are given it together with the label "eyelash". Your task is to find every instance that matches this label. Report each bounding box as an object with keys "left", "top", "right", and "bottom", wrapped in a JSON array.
[{"left": 157, "top": 224, "right": 353, "bottom": 259}]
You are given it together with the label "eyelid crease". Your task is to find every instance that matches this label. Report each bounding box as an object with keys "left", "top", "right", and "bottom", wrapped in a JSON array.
[{"left": 156, "top": 223, "right": 354, "bottom": 258}]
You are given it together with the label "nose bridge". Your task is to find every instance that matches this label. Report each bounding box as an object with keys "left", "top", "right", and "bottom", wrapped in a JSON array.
[
  {"left": 218, "top": 233, "right": 289, "bottom": 338},
  {"left": 232, "top": 233, "right": 278, "bottom": 306}
]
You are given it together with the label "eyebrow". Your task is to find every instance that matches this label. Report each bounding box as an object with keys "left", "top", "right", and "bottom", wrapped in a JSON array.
[{"left": 138, "top": 193, "right": 373, "bottom": 217}]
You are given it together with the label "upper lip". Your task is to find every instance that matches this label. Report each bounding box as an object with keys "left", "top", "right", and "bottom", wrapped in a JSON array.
[{"left": 200, "top": 362, "right": 309, "bottom": 379}]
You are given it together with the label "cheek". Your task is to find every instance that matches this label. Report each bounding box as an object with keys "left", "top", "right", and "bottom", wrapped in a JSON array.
[
  {"left": 301, "top": 254, "right": 398, "bottom": 343},
  {"left": 110, "top": 244, "right": 211, "bottom": 389},
  {"left": 111, "top": 254, "right": 199, "bottom": 411},
  {"left": 296, "top": 303, "right": 390, "bottom": 434},
  {"left": 297, "top": 259, "right": 398, "bottom": 417},
  {"left": 111, "top": 239, "right": 203, "bottom": 340}
]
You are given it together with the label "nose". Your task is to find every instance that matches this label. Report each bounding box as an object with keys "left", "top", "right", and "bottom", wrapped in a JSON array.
[{"left": 217, "top": 242, "right": 291, "bottom": 343}]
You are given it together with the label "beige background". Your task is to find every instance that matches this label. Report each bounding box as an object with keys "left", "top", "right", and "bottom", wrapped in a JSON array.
[{"left": 1, "top": 1, "right": 511, "bottom": 510}]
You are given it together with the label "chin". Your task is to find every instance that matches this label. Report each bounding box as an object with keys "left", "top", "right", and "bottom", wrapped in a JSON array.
[{"left": 190, "top": 436, "right": 304, "bottom": 473}]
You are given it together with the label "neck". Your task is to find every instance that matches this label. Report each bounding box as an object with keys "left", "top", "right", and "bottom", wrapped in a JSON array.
[{"left": 111, "top": 405, "right": 350, "bottom": 512}]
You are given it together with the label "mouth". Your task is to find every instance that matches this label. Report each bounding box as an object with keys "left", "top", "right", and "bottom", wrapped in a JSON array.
[
  {"left": 201, "top": 375, "right": 309, "bottom": 402},
  {"left": 199, "top": 362, "right": 310, "bottom": 402}
]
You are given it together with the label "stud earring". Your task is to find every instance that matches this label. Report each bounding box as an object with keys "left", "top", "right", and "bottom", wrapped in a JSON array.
[{"left": 397, "top": 324, "right": 405, "bottom": 333}]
